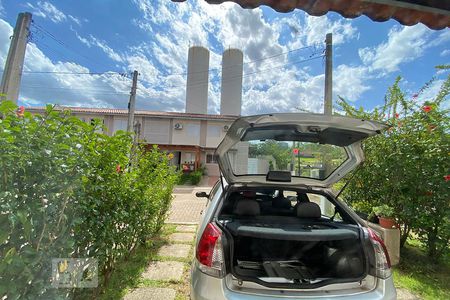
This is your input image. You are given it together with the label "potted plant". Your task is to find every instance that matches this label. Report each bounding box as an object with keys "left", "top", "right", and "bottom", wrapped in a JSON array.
[{"left": 372, "top": 205, "right": 396, "bottom": 229}]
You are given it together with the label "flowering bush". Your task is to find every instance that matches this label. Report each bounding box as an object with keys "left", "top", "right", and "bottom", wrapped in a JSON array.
[
  {"left": 0, "top": 101, "right": 179, "bottom": 299},
  {"left": 338, "top": 70, "right": 449, "bottom": 259}
]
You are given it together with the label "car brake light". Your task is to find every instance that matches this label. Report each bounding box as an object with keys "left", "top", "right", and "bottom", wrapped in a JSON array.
[
  {"left": 196, "top": 222, "right": 225, "bottom": 277},
  {"left": 366, "top": 227, "right": 392, "bottom": 279}
]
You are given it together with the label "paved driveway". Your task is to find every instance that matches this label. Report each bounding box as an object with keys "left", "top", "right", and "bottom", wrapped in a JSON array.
[{"left": 166, "top": 186, "right": 210, "bottom": 224}]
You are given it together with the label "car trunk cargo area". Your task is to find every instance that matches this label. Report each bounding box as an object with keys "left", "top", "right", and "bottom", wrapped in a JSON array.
[{"left": 221, "top": 219, "right": 367, "bottom": 288}]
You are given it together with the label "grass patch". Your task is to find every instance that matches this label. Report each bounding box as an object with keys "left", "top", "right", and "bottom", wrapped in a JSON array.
[
  {"left": 98, "top": 226, "right": 175, "bottom": 300},
  {"left": 393, "top": 240, "right": 450, "bottom": 300}
]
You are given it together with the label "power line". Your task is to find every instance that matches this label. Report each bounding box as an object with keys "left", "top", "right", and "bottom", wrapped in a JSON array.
[
  {"left": 14, "top": 55, "right": 322, "bottom": 98},
  {"left": 30, "top": 21, "right": 115, "bottom": 73},
  {"left": 165, "top": 44, "right": 323, "bottom": 77},
  {"left": 160, "top": 54, "right": 324, "bottom": 90},
  {"left": 21, "top": 85, "right": 129, "bottom": 95},
  {"left": 0, "top": 69, "right": 130, "bottom": 77},
  {"left": 22, "top": 71, "right": 128, "bottom": 76}
]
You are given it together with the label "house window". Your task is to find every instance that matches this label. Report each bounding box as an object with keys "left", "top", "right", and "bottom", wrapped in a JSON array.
[{"left": 206, "top": 153, "right": 217, "bottom": 164}]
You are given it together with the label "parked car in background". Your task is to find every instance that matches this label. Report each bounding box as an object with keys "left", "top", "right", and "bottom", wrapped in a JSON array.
[{"left": 190, "top": 113, "right": 396, "bottom": 300}]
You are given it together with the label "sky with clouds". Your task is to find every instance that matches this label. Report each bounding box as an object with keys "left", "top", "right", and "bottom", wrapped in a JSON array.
[{"left": 0, "top": 0, "right": 448, "bottom": 115}]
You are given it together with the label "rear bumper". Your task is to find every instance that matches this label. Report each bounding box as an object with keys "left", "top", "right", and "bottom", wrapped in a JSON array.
[{"left": 191, "top": 267, "right": 396, "bottom": 300}]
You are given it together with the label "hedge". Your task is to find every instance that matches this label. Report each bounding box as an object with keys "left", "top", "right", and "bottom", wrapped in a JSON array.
[
  {"left": 338, "top": 71, "right": 449, "bottom": 259},
  {"left": 0, "top": 101, "right": 179, "bottom": 299}
]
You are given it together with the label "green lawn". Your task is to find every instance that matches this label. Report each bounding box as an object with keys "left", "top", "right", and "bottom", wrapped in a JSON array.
[
  {"left": 393, "top": 240, "right": 450, "bottom": 300},
  {"left": 99, "top": 225, "right": 177, "bottom": 300}
]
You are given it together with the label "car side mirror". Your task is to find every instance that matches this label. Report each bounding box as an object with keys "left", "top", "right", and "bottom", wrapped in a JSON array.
[{"left": 195, "top": 191, "right": 209, "bottom": 198}]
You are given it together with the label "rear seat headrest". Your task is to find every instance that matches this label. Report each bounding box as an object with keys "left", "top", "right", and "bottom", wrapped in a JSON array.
[
  {"left": 233, "top": 199, "right": 261, "bottom": 216},
  {"left": 296, "top": 202, "right": 321, "bottom": 218},
  {"left": 242, "top": 191, "right": 256, "bottom": 198}
]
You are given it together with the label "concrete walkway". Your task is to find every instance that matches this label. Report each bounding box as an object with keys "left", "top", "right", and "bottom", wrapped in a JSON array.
[{"left": 124, "top": 187, "right": 207, "bottom": 299}]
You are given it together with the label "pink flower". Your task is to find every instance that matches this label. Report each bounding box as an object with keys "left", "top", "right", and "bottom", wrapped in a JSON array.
[
  {"left": 395, "top": 113, "right": 399, "bottom": 119},
  {"left": 444, "top": 175, "right": 450, "bottom": 182},
  {"left": 116, "top": 164, "right": 121, "bottom": 173},
  {"left": 422, "top": 106, "right": 432, "bottom": 113},
  {"left": 16, "top": 106, "right": 25, "bottom": 117}
]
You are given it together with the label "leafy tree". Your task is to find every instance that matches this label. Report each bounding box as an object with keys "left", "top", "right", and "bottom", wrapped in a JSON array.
[
  {"left": 338, "top": 69, "right": 449, "bottom": 259},
  {"left": 249, "top": 140, "right": 291, "bottom": 170}
]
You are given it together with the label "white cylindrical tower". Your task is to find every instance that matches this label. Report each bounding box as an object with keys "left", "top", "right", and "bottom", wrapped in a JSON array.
[
  {"left": 220, "top": 48, "right": 243, "bottom": 116},
  {"left": 185, "top": 46, "right": 210, "bottom": 114}
]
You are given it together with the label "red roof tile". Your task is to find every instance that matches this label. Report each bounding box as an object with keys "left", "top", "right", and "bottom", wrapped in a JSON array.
[
  {"left": 26, "top": 106, "right": 239, "bottom": 120},
  {"left": 174, "top": 0, "right": 450, "bottom": 29}
]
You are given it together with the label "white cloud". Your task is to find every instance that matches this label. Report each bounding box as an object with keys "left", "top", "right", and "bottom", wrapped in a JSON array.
[
  {"left": 358, "top": 24, "right": 431, "bottom": 74},
  {"left": 441, "top": 49, "right": 450, "bottom": 57},
  {"left": 0, "top": 1, "right": 4, "bottom": 17},
  {"left": 415, "top": 79, "right": 446, "bottom": 105},
  {"left": 26, "top": 1, "right": 67, "bottom": 23},
  {"left": 429, "top": 29, "right": 450, "bottom": 47},
  {"left": 131, "top": 0, "right": 359, "bottom": 114},
  {"left": 0, "top": 19, "right": 132, "bottom": 108},
  {"left": 333, "top": 65, "right": 371, "bottom": 102},
  {"left": 0, "top": 17, "right": 12, "bottom": 67},
  {"left": 73, "top": 31, "right": 124, "bottom": 63},
  {"left": 68, "top": 15, "right": 81, "bottom": 26},
  {"left": 0, "top": 0, "right": 377, "bottom": 114}
]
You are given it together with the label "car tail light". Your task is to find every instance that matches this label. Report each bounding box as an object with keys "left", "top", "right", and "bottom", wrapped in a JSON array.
[
  {"left": 196, "top": 222, "right": 225, "bottom": 277},
  {"left": 366, "top": 227, "right": 392, "bottom": 279}
]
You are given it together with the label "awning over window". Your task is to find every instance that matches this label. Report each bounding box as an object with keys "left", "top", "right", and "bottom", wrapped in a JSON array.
[{"left": 173, "top": 0, "right": 450, "bottom": 30}]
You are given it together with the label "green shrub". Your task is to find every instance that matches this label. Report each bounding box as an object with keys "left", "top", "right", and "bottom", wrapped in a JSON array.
[
  {"left": 339, "top": 69, "right": 450, "bottom": 259},
  {"left": 189, "top": 170, "right": 203, "bottom": 185},
  {"left": 178, "top": 173, "right": 190, "bottom": 185},
  {"left": 0, "top": 101, "right": 179, "bottom": 299},
  {"left": 178, "top": 170, "right": 203, "bottom": 185}
]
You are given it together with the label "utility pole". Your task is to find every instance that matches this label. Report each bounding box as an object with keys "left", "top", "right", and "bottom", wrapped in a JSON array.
[
  {"left": 127, "top": 70, "right": 138, "bottom": 133},
  {"left": 323, "top": 33, "right": 333, "bottom": 184},
  {"left": 0, "top": 12, "right": 32, "bottom": 103},
  {"left": 324, "top": 33, "right": 333, "bottom": 115}
]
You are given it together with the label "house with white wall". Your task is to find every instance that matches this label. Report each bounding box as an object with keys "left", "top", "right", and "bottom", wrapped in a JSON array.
[{"left": 27, "top": 46, "right": 245, "bottom": 182}]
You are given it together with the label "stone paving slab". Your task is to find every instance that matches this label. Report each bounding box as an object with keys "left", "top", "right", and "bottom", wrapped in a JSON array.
[
  {"left": 158, "top": 243, "right": 191, "bottom": 258},
  {"left": 169, "top": 232, "right": 195, "bottom": 243},
  {"left": 124, "top": 287, "right": 176, "bottom": 300},
  {"left": 176, "top": 225, "right": 197, "bottom": 232},
  {"left": 142, "top": 261, "right": 185, "bottom": 281}
]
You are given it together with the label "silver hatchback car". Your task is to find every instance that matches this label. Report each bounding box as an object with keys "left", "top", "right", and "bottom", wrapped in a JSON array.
[{"left": 191, "top": 113, "right": 396, "bottom": 300}]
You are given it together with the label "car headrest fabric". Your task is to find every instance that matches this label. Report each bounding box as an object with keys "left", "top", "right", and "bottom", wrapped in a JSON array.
[
  {"left": 242, "top": 191, "right": 256, "bottom": 198},
  {"left": 296, "top": 202, "right": 321, "bottom": 218},
  {"left": 272, "top": 197, "right": 291, "bottom": 209},
  {"left": 233, "top": 199, "right": 261, "bottom": 216}
]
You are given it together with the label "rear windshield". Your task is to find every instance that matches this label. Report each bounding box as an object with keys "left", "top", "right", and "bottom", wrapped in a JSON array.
[{"left": 227, "top": 140, "right": 348, "bottom": 180}]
